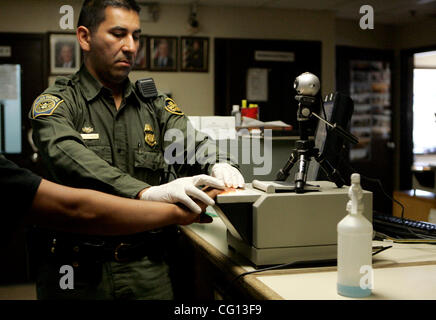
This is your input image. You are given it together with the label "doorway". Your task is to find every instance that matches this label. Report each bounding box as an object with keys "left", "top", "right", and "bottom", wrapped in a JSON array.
[
  {"left": 336, "top": 46, "right": 395, "bottom": 215},
  {"left": 412, "top": 51, "right": 436, "bottom": 159},
  {"left": 0, "top": 33, "right": 48, "bottom": 174},
  {"left": 214, "top": 38, "right": 322, "bottom": 136},
  {"left": 0, "top": 33, "right": 47, "bottom": 284}
]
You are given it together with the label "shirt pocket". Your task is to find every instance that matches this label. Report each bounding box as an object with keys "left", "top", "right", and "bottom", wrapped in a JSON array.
[
  {"left": 134, "top": 150, "right": 166, "bottom": 171},
  {"left": 87, "top": 145, "right": 113, "bottom": 165}
]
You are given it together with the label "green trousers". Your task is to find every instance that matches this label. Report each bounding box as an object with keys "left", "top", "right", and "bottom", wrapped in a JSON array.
[{"left": 35, "top": 256, "right": 174, "bottom": 300}]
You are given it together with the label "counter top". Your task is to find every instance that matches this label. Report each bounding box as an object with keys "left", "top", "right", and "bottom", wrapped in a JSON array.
[{"left": 183, "top": 215, "right": 436, "bottom": 300}]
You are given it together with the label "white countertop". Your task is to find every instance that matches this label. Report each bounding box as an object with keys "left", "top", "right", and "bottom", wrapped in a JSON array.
[{"left": 185, "top": 214, "right": 436, "bottom": 300}]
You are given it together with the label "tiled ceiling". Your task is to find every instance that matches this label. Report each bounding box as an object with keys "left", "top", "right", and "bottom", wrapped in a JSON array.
[{"left": 145, "top": 0, "right": 436, "bottom": 25}]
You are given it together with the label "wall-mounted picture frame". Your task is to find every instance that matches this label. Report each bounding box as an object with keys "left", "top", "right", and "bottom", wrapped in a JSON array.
[
  {"left": 181, "top": 37, "right": 209, "bottom": 72},
  {"left": 49, "top": 33, "right": 80, "bottom": 75},
  {"left": 149, "top": 36, "right": 178, "bottom": 71},
  {"left": 133, "top": 35, "right": 148, "bottom": 70}
]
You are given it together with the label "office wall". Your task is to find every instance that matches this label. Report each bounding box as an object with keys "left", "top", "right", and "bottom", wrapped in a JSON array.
[
  {"left": 0, "top": 0, "right": 335, "bottom": 116},
  {"left": 395, "top": 19, "right": 436, "bottom": 49},
  {"left": 335, "top": 19, "right": 396, "bottom": 49}
]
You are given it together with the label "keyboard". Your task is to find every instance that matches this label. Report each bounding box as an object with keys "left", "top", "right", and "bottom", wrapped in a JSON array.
[{"left": 373, "top": 212, "right": 436, "bottom": 239}]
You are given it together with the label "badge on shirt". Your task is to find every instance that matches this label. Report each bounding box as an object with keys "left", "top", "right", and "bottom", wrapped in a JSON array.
[
  {"left": 164, "top": 98, "right": 184, "bottom": 116},
  {"left": 80, "top": 127, "right": 99, "bottom": 140},
  {"left": 144, "top": 123, "right": 157, "bottom": 147},
  {"left": 31, "top": 94, "right": 64, "bottom": 119},
  {"left": 82, "top": 126, "right": 94, "bottom": 134}
]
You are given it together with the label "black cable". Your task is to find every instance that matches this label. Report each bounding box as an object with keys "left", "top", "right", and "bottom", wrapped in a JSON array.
[
  {"left": 372, "top": 245, "right": 392, "bottom": 256},
  {"left": 360, "top": 174, "right": 406, "bottom": 221},
  {"left": 231, "top": 261, "right": 298, "bottom": 283},
  {"left": 221, "top": 261, "right": 300, "bottom": 298}
]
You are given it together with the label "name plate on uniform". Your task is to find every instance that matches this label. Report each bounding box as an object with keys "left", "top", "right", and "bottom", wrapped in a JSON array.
[{"left": 81, "top": 133, "right": 99, "bottom": 140}]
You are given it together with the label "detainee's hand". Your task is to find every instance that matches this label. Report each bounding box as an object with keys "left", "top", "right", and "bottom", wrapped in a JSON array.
[
  {"left": 175, "top": 188, "right": 224, "bottom": 225},
  {"left": 140, "top": 174, "right": 225, "bottom": 214}
]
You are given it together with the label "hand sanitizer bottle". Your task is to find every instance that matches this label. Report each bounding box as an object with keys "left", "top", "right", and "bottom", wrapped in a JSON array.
[{"left": 337, "top": 173, "right": 373, "bottom": 298}]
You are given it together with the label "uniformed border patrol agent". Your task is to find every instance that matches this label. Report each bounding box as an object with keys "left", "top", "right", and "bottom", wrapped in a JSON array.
[{"left": 29, "top": 0, "right": 244, "bottom": 299}]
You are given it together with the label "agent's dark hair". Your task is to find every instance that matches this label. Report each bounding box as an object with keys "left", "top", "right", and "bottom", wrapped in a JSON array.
[{"left": 77, "top": 0, "right": 141, "bottom": 32}]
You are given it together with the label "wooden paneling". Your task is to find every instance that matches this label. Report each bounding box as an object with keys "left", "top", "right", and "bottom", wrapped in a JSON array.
[{"left": 393, "top": 190, "right": 436, "bottom": 222}]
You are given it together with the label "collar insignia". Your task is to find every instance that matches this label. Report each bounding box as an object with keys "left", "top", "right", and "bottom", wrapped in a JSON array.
[{"left": 82, "top": 127, "right": 94, "bottom": 134}]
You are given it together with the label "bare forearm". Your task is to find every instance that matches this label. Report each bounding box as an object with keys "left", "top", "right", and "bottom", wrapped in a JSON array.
[
  {"left": 28, "top": 179, "right": 182, "bottom": 235},
  {"left": 73, "top": 190, "right": 182, "bottom": 235}
]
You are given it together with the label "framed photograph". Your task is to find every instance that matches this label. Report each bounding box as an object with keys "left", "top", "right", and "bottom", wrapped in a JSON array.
[
  {"left": 181, "top": 37, "right": 209, "bottom": 72},
  {"left": 133, "top": 35, "right": 148, "bottom": 70},
  {"left": 149, "top": 36, "right": 178, "bottom": 71},
  {"left": 49, "top": 33, "right": 80, "bottom": 75}
]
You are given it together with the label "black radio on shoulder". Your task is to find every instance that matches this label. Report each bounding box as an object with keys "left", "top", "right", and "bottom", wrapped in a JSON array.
[{"left": 135, "top": 78, "right": 158, "bottom": 100}]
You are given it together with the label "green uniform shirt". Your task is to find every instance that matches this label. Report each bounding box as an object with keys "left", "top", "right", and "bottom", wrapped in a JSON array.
[{"left": 29, "top": 65, "right": 234, "bottom": 199}]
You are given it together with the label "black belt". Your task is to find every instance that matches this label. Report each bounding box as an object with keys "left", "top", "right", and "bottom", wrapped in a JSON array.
[{"left": 30, "top": 228, "right": 179, "bottom": 263}]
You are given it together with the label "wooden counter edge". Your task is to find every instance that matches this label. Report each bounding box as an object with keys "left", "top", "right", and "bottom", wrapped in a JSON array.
[{"left": 180, "top": 226, "right": 284, "bottom": 300}]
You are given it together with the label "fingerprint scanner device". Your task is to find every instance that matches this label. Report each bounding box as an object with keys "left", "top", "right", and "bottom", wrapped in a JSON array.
[{"left": 215, "top": 181, "right": 372, "bottom": 266}]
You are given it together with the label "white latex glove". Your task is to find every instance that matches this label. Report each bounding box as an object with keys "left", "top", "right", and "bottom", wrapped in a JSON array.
[
  {"left": 211, "top": 163, "right": 245, "bottom": 188},
  {"left": 140, "top": 174, "right": 225, "bottom": 214}
]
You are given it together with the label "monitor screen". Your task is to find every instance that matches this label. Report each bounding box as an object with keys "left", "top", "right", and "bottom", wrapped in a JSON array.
[
  {"left": 0, "top": 64, "right": 22, "bottom": 154},
  {"left": 307, "top": 92, "right": 354, "bottom": 183},
  {"left": 0, "top": 102, "right": 4, "bottom": 153}
]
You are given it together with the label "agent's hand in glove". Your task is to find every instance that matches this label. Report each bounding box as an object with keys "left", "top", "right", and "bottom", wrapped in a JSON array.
[
  {"left": 140, "top": 174, "right": 225, "bottom": 214},
  {"left": 211, "top": 163, "right": 245, "bottom": 188}
]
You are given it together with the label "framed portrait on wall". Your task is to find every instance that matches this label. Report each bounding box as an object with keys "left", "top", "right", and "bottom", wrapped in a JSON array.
[
  {"left": 49, "top": 33, "right": 81, "bottom": 75},
  {"left": 181, "top": 37, "right": 209, "bottom": 72},
  {"left": 133, "top": 35, "right": 148, "bottom": 70},
  {"left": 149, "top": 36, "right": 178, "bottom": 71}
]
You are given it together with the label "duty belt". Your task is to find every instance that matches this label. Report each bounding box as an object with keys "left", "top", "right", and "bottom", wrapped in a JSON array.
[{"left": 30, "top": 227, "right": 179, "bottom": 263}]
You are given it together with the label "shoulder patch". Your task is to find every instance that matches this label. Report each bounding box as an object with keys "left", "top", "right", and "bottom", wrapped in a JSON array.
[
  {"left": 164, "top": 98, "right": 184, "bottom": 116},
  {"left": 31, "top": 94, "right": 64, "bottom": 119}
]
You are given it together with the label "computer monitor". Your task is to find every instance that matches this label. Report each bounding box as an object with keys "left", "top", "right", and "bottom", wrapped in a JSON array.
[
  {"left": 307, "top": 92, "right": 355, "bottom": 183},
  {"left": 0, "top": 64, "right": 22, "bottom": 154}
]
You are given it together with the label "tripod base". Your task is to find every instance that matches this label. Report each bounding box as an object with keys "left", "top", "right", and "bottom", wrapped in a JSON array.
[
  {"left": 252, "top": 180, "right": 320, "bottom": 193},
  {"left": 276, "top": 140, "right": 345, "bottom": 192}
]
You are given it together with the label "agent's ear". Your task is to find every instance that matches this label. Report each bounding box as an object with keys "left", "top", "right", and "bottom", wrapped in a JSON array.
[{"left": 77, "top": 26, "right": 91, "bottom": 52}]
